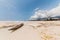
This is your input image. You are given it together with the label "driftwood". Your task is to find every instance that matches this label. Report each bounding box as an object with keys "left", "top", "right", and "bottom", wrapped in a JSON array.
[
  {"left": 8, "top": 23, "right": 24, "bottom": 32},
  {"left": 0, "top": 23, "right": 24, "bottom": 33}
]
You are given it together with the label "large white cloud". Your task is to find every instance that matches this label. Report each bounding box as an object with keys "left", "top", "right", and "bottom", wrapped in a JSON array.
[
  {"left": 29, "top": 4, "right": 60, "bottom": 20},
  {"left": 49, "top": 4, "right": 60, "bottom": 16}
]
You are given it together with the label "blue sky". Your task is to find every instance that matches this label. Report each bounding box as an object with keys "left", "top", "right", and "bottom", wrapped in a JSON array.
[{"left": 0, "top": 0, "right": 60, "bottom": 21}]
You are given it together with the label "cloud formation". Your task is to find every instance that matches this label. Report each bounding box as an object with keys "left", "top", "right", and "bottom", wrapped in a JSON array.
[{"left": 29, "top": 4, "right": 60, "bottom": 20}]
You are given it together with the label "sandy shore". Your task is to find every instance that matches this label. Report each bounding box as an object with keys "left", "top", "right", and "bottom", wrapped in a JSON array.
[{"left": 0, "top": 21, "right": 60, "bottom": 40}]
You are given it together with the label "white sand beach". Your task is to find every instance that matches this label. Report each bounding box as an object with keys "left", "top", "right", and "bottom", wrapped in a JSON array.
[{"left": 0, "top": 21, "right": 60, "bottom": 40}]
